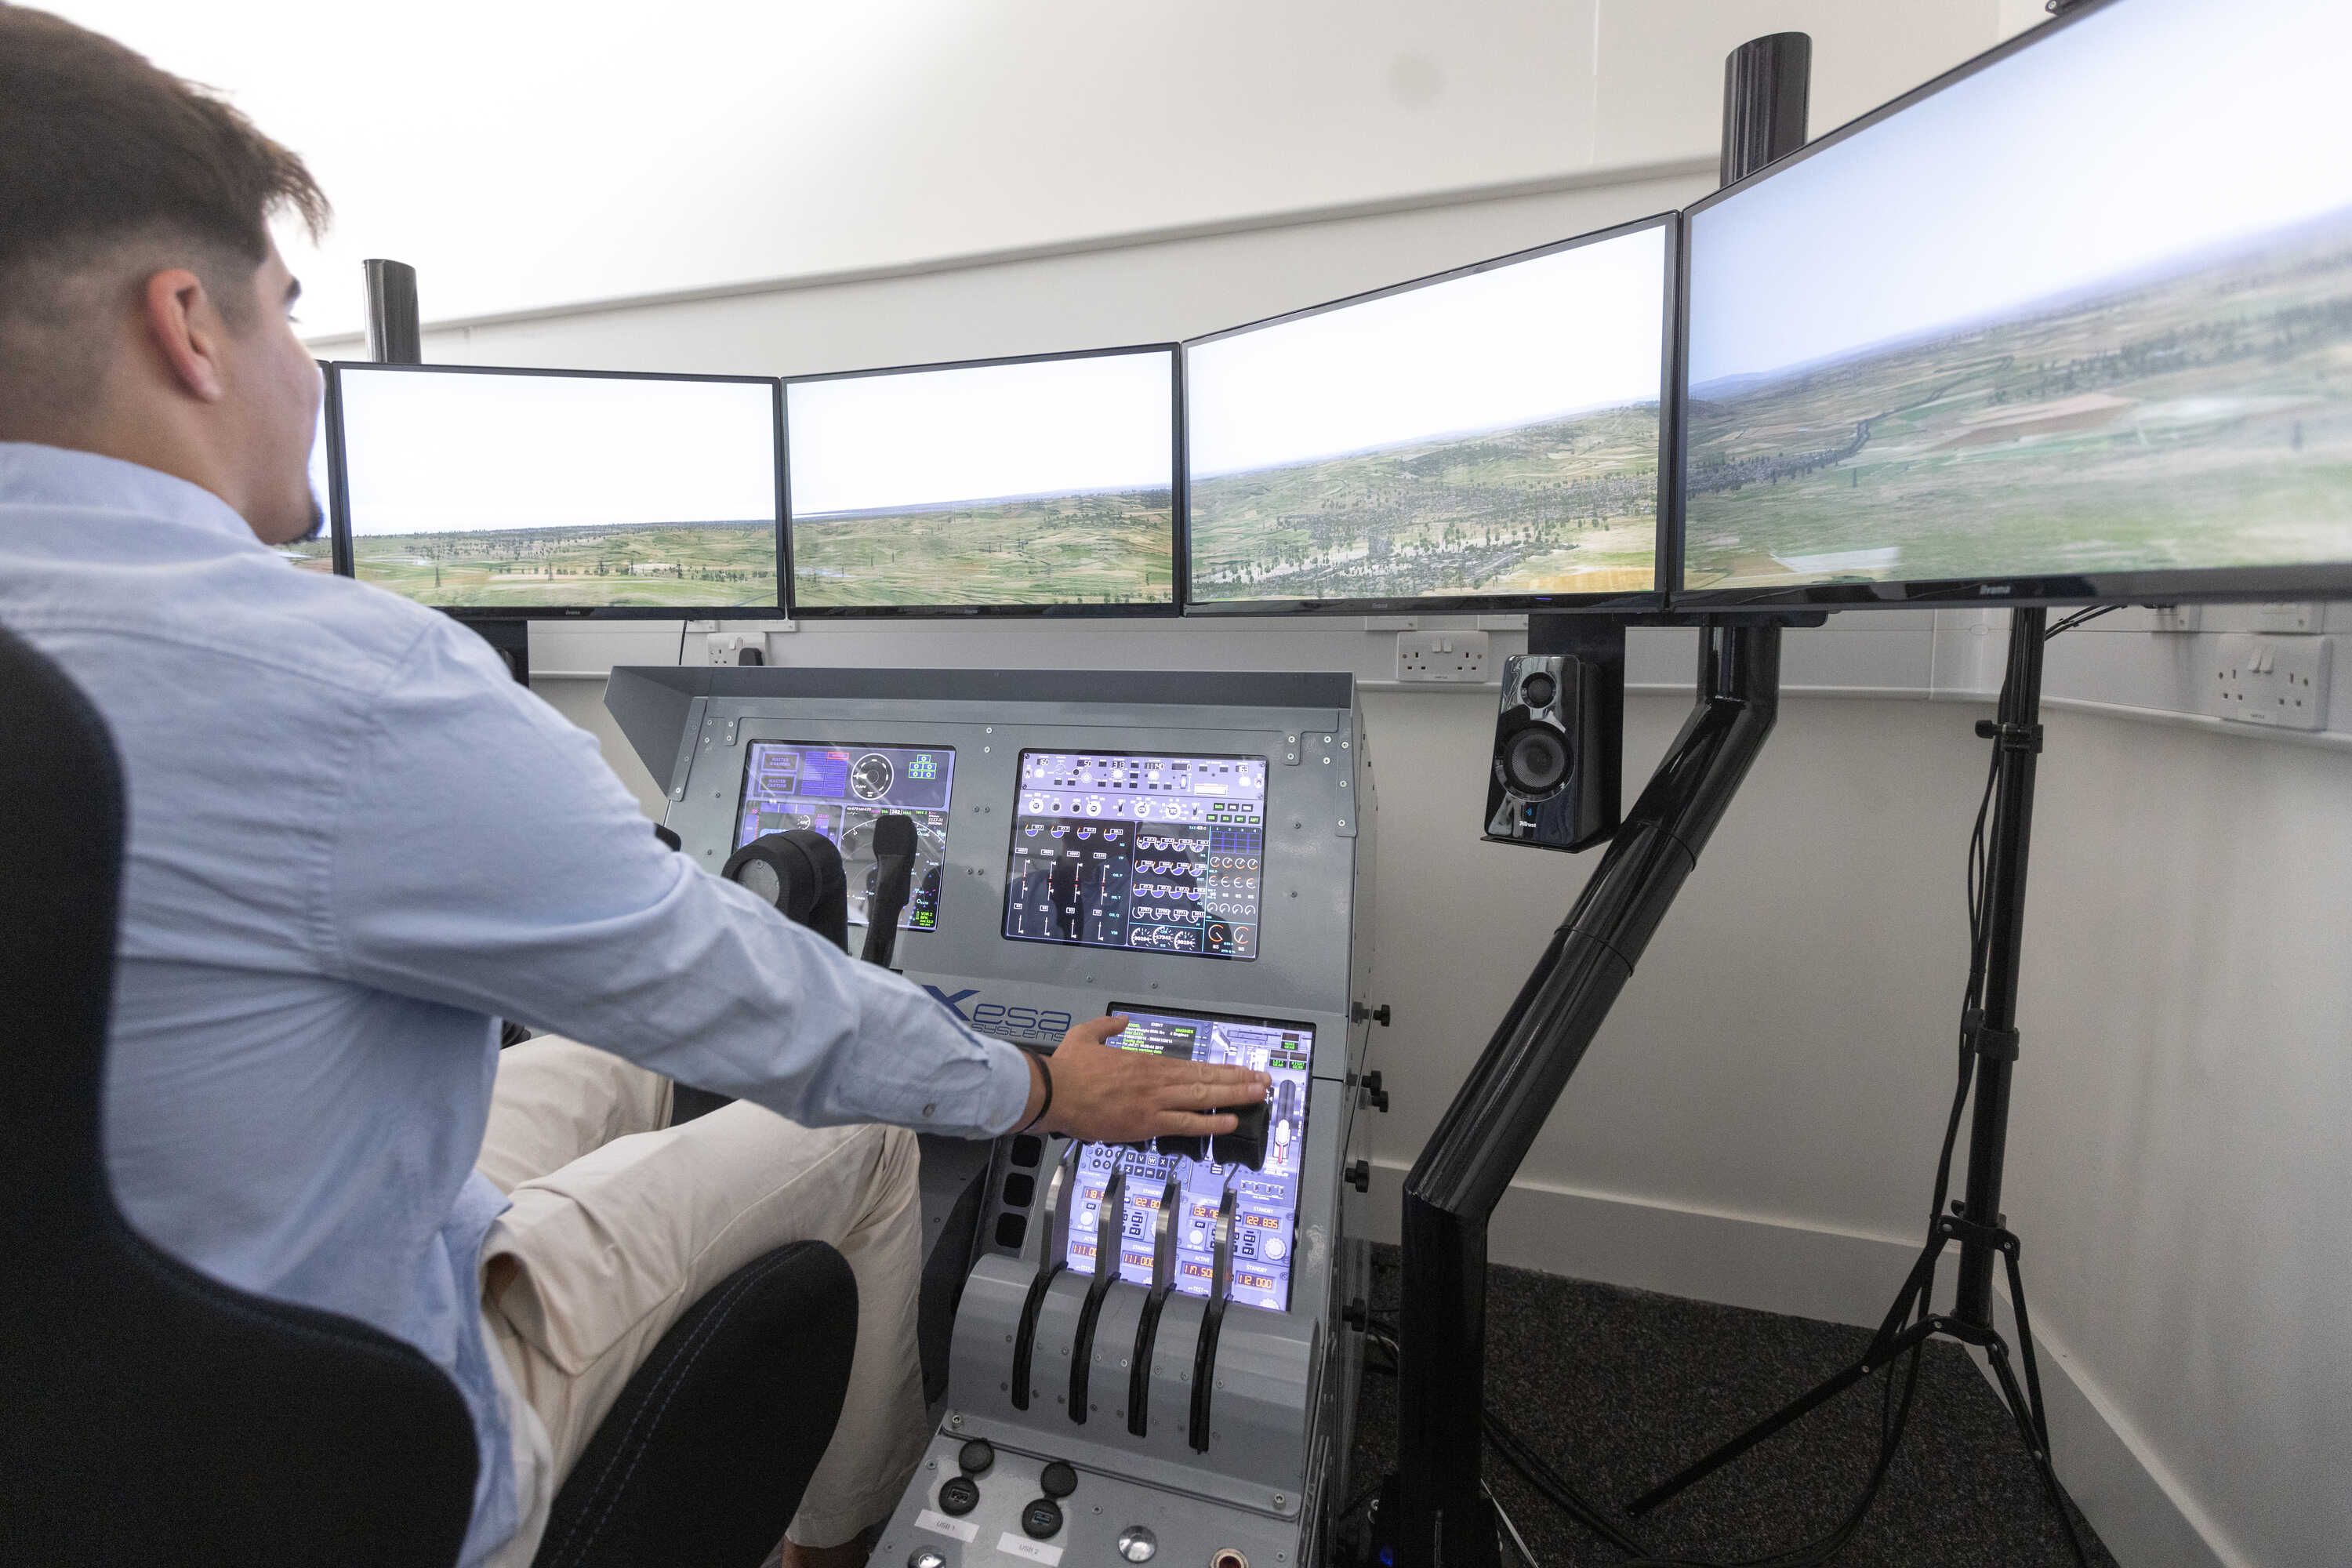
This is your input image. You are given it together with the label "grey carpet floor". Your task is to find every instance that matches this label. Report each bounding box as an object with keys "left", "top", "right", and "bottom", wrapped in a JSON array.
[{"left": 1345, "top": 1245, "right": 2118, "bottom": 1568}]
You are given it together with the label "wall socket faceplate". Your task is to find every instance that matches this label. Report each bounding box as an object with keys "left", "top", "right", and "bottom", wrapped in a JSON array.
[
  {"left": 1396, "top": 630, "right": 1491, "bottom": 682},
  {"left": 706, "top": 632, "right": 768, "bottom": 666},
  {"left": 2205, "top": 634, "right": 2331, "bottom": 729}
]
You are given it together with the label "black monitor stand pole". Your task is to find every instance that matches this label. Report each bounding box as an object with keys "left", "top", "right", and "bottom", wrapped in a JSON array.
[
  {"left": 1626, "top": 605, "right": 2089, "bottom": 1566},
  {"left": 1380, "top": 32, "right": 1812, "bottom": 1568}
]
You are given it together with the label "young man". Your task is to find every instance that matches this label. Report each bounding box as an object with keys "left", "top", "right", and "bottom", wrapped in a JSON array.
[{"left": 0, "top": 11, "right": 1267, "bottom": 1567}]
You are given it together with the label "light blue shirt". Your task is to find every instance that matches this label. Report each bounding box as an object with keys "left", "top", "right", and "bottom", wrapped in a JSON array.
[{"left": 0, "top": 442, "right": 1033, "bottom": 1566}]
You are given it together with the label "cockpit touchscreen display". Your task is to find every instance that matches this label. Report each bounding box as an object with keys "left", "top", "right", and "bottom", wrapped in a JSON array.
[
  {"left": 1064, "top": 1008, "right": 1312, "bottom": 1313},
  {"left": 1002, "top": 750, "right": 1267, "bottom": 960},
  {"left": 735, "top": 742, "right": 954, "bottom": 930}
]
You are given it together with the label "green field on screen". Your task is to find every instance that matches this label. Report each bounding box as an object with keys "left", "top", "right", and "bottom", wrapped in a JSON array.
[
  {"left": 1684, "top": 205, "right": 2352, "bottom": 589},
  {"left": 354, "top": 519, "right": 778, "bottom": 608}
]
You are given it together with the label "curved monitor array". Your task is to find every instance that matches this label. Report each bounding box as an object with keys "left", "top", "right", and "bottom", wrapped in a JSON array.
[{"left": 320, "top": 0, "right": 2352, "bottom": 618}]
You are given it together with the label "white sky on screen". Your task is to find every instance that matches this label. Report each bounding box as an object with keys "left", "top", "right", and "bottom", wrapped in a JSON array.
[
  {"left": 339, "top": 368, "right": 776, "bottom": 535},
  {"left": 787, "top": 351, "right": 1173, "bottom": 516},
  {"left": 1688, "top": 0, "right": 2352, "bottom": 387},
  {"left": 1186, "top": 224, "right": 1666, "bottom": 480}
]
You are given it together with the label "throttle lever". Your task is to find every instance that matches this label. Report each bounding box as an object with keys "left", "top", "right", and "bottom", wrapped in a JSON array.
[
  {"left": 1127, "top": 1173, "right": 1185, "bottom": 1436},
  {"left": 1011, "top": 1140, "right": 1080, "bottom": 1410},
  {"left": 1068, "top": 1163, "right": 1127, "bottom": 1425},
  {"left": 1188, "top": 1186, "right": 1240, "bottom": 1452}
]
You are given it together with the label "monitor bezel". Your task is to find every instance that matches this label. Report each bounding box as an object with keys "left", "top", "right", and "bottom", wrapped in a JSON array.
[
  {"left": 1178, "top": 212, "right": 1679, "bottom": 618},
  {"left": 781, "top": 343, "right": 1186, "bottom": 620},
  {"left": 1668, "top": 0, "right": 2352, "bottom": 612},
  {"left": 325, "top": 359, "right": 789, "bottom": 622}
]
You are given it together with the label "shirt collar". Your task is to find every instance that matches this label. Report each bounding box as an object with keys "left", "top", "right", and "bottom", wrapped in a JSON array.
[{"left": 0, "top": 441, "right": 270, "bottom": 549}]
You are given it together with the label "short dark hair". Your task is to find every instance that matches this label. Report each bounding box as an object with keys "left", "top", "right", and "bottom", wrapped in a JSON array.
[
  {"left": 0, "top": 5, "right": 328, "bottom": 282},
  {"left": 0, "top": 5, "right": 329, "bottom": 419}
]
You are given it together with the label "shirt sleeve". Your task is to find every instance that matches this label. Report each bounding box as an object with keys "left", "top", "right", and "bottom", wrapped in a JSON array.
[{"left": 323, "top": 616, "right": 1033, "bottom": 1140}]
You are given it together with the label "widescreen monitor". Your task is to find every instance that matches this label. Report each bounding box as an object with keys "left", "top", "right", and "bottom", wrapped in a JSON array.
[
  {"left": 332, "top": 363, "right": 783, "bottom": 616},
  {"left": 1678, "top": 0, "right": 2352, "bottom": 608},
  {"left": 784, "top": 347, "right": 1180, "bottom": 615},
  {"left": 1183, "top": 216, "right": 1675, "bottom": 614}
]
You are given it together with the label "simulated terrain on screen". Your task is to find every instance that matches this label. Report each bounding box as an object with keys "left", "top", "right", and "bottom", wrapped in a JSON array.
[
  {"left": 790, "top": 487, "right": 1173, "bottom": 608},
  {"left": 787, "top": 352, "right": 1176, "bottom": 609},
  {"left": 337, "top": 366, "right": 780, "bottom": 610},
  {"left": 350, "top": 520, "right": 777, "bottom": 608},
  {"left": 1186, "top": 223, "right": 1668, "bottom": 604},
  {"left": 1682, "top": 0, "right": 2352, "bottom": 593}
]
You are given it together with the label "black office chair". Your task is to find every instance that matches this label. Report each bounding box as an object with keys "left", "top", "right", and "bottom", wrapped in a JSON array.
[{"left": 0, "top": 623, "right": 857, "bottom": 1567}]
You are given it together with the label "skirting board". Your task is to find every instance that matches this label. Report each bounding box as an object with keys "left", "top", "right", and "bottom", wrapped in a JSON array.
[{"left": 1359, "top": 1160, "right": 2242, "bottom": 1568}]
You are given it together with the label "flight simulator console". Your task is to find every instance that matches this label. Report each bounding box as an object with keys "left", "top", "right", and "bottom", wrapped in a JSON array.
[{"left": 606, "top": 665, "right": 1381, "bottom": 1568}]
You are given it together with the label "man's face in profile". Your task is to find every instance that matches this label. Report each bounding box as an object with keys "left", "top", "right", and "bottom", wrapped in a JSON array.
[{"left": 228, "top": 241, "right": 325, "bottom": 546}]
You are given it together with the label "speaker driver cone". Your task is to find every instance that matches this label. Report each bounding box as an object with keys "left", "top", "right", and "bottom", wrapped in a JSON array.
[{"left": 1504, "top": 725, "right": 1570, "bottom": 796}]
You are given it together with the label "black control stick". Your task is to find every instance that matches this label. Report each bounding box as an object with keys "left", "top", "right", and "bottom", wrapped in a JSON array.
[
  {"left": 721, "top": 828, "right": 848, "bottom": 953},
  {"left": 860, "top": 813, "right": 920, "bottom": 968}
]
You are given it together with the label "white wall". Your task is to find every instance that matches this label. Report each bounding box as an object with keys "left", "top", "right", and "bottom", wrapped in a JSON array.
[{"left": 50, "top": 0, "right": 1998, "bottom": 339}]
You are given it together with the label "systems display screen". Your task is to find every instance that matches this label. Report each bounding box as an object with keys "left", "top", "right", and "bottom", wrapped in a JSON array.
[
  {"left": 735, "top": 742, "right": 956, "bottom": 930},
  {"left": 1185, "top": 218, "right": 1671, "bottom": 608},
  {"left": 1065, "top": 1009, "right": 1313, "bottom": 1313},
  {"left": 1681, "top": 0, "right": 2352, "bottom": 602},
  {"left": 337, "top": 365, "right": 781, "bottom": 612},
  {"left": 1002, "top": 751, "right": 1266, "bottom": 960},
  {"left": 786, "top": 349, "right": 1178, "bottom": 612}
]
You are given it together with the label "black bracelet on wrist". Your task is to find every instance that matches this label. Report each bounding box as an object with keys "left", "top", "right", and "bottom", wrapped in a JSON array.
[{"left": 1017, "top": 1051, "right": 1054, "bottom": 1134}]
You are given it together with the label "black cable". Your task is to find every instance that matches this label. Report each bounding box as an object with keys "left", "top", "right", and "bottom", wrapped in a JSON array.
[{"left": 677, "top": 619, "right": 691, "bottom": 666}]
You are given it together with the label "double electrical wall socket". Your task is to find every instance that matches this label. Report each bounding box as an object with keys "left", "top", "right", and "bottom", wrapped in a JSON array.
[
  {"left": 2205, "top": 634, "right": 2330, "bottom": 729},
  {"left": 1396, "top": 630, "right": 1491, "bottom": 682}
]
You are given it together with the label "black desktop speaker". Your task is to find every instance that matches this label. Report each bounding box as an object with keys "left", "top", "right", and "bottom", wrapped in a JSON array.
[{"left": 1483, "top": 639, "right": 1623, "bottom": 852}]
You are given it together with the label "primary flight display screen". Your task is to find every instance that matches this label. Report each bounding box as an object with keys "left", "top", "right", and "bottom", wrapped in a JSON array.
[
  {"left": 1185, "top": 216, "right": 1672, "bottom": 611},
  {"left": 1679, "top": 0, "right": 2352, "bottom": 604},
  {"left": 336, "top": 364, "right": 781, "bottom": 612},
  {"left": 1065, "top": 1009, "right": 1314, "bottom": 1313},
  {"left": 1002, "top": 751, "right": 1267, "bottom": 960},
  {"left": 785, "top": 347, "right": 1178, "bottom": 613},
  {"left": 735, "top": 742, "right": 955, "bottom": 930}
]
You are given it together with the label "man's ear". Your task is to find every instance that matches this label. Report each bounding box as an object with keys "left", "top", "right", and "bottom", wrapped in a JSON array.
[{"left": 140, "top": 268, "right": 228, "bottom": 402}]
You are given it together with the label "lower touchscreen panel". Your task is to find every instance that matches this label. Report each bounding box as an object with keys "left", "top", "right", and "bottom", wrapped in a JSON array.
[
  {"left": 1003, "top": 750, "right": 1268, "bottom": 960},
  {"left": 1064, "top": 1007, "right": 1312, "bottom": 1312},
  {"left": 735, "top": 741, "right": 954, "bottom": 929}
]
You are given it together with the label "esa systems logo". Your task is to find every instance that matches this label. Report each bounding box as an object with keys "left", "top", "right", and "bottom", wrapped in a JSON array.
[{"left": 923, "top": 985, "right": 1074, "bottom": 1040}]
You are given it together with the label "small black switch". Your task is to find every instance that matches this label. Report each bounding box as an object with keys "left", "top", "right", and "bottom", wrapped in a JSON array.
[
  {"left": 1039, "top": 1460, "right": 1079, "bottom": 1499},
  {"left": 1021, "top": 1497, "right": 1065, "bottom": 1538},
  {"left": 957, "top": 1438, "right": 995, "bottom": 1476},
  {"left": 937, "top": 1475, "right": 980, "bottom": 1516}
]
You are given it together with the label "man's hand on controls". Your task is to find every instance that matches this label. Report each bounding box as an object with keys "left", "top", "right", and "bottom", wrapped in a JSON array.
[{"left": 1018, "top": 1015, "right": 1269, "bottom": 1143}]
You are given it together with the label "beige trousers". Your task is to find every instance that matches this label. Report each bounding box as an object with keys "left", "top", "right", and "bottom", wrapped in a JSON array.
[{"left": 474, "top": 1036, "right": 930, "bottom": 1566}]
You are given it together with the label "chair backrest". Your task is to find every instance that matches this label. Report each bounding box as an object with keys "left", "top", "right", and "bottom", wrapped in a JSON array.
[{"left": 0, "top": 622, "right": 478, "bottom": 1566}]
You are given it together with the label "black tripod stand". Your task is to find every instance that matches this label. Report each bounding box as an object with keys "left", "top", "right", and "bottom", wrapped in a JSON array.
[{"left": 1626, "top": 605, "right": 2089, "bottom": 1566}]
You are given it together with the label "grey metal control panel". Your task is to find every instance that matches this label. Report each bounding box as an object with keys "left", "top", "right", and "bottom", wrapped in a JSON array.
[{"left": 604, "top": 666, "right": 1381, "bottom": 1568}]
